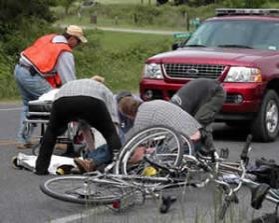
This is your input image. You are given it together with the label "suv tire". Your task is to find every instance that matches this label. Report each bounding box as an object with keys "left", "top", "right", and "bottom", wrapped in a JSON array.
[{"left": 251, "top": 90, "right": 279, "bottom": 142}]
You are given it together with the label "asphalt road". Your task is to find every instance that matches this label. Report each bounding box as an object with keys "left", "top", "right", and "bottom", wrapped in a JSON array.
[{"left": 0, "top": 102, "right": 278, "bottom": 223}]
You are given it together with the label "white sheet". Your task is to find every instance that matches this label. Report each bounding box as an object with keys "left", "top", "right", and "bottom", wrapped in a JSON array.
[
  {"left": 16, "top": 152, "right": 77, "bottom": 175},
  {"left": 38, "top": 88, "right": 59, "bottom": 101}
]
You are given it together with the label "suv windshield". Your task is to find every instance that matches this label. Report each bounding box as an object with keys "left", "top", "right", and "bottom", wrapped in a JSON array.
[{"left": 185, "top": 20, "right": 279, "bottom": 51}]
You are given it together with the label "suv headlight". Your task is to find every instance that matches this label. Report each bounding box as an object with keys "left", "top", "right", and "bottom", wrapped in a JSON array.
[
  {"left": 143, "top": 63, "right": 163, "bottom": 79},
  {"left": 224, "top": 67, "right": 262, "bottom": 82}
]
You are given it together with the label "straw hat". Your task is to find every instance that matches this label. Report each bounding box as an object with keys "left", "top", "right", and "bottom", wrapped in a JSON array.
[
  {"left": 91, "top": 75, "right": 105, "bottom": 83},
  {"left": 66, "top": 25, "right": 87, "bottom": 43}
]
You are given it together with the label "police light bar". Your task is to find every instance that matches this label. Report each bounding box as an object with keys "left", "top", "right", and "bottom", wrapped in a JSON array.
[{"left": 216, "top": 8, "right": 279, "bottom": 16}]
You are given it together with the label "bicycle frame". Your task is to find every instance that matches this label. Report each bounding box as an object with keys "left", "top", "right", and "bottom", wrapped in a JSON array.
[{"left": 41, "top": 131, "right": 258, "bottom": 220}]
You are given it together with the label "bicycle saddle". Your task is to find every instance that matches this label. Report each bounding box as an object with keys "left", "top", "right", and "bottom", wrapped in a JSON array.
[{"left": 251, "top": 183, "right": 270, "bottom": 209}]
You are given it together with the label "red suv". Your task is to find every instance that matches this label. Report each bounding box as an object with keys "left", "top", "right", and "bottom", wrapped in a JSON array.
[{"left": 140, "top": 8, "right": 279, "bottom": 142}]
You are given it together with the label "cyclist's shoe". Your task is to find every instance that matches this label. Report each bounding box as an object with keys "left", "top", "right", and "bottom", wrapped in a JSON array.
[
  {"left": 198, "top": 127, "right": 216, "bottom": 158},
  {"left": 196, "top": 147, "right": 215, "bottom": 159},
  {"left": 74, "top": 158, "right": 96, "bottom": 173}
]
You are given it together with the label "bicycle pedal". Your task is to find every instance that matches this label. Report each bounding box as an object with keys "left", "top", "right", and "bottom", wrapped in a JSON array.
[
  {"left": 219, "top": 148, "right": 229, "bottom": 159},
  {"left": 160, "top": 196, "right": 177, "bottom": 214},
  {"left": 231, "top": 193, "right": 239, "bottom": 204}
]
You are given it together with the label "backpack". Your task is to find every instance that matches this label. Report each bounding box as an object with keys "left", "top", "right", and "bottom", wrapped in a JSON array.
[{"left": 247, "top": 157, "right": 279, "bottom": 189}]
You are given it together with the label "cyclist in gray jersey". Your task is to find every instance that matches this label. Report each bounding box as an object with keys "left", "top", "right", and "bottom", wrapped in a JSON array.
[{"left": 118, "top": 98, "right": 202, "bottom": 144}]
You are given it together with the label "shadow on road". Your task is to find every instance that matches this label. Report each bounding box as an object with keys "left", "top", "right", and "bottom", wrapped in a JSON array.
[
  {"left": 251, "top": 212, "right": 279, "bottom": 223},
  {"left": 213, "top": 123, "right": 251, "bottom": 142}
]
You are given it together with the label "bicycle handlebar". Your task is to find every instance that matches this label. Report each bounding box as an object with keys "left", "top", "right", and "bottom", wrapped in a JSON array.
[{"left": 240, "top": 134, "right": 252, "bottom": 163}]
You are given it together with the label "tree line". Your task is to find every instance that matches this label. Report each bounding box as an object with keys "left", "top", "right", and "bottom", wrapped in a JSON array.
[
  {"left": 0, "top": 0, "right": 277, "bottom": 64},
  {"left": 157, "top": 0, "right": 276, "bottom": 7}
]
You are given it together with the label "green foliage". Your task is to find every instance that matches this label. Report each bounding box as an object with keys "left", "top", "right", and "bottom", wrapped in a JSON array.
[
  {"left": 56, "top": 0, "right": 76, "bottom": 14},
  {"left": 0, "top": 0, "right": 278, "bottom": 99},
  {"left": 0, "top": 27, "right": 172, "bottom": 99},
  {"left": 261, "top": 1, "right": 279, "bottom": 8},
  {"left": 0, "top": 0, "right": 54, "bottom": 29},
  {"left": 3, "top": 19, "right": 54, "bottom": 59},
  {"left": 0, "top": 0, "right": 56, "bottom": 99},
  {"left": 0, "top": 0, "right": 56, "bottom": 59},
  {"left": 94, "top": 0, "right": 157, "bottom": 4},
  {"left": 0, "top": 47, "right": 17, "bottom": 99},
  {"left": 221, "top": 0, "right": 266, "bottom": 8},
  {"left": 74, "top": 30, "right": 172, "bottom": 91},
  {"left": 59, "top": 3, "right": 215, "bottom": 30}
]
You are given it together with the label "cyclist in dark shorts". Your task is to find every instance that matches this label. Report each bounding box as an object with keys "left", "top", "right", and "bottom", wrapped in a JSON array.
[{"left": 35, "top": 78, "right": 121, "bottom": 175}]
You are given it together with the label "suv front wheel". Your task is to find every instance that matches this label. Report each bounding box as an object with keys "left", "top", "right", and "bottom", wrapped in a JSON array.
[{"left": 251, "top": 90, "right": 279, "bottom": 142}]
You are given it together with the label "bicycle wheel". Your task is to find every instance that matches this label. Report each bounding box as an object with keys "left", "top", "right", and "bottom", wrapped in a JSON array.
[
  {"left": 40, "top": 175, "right": 138, "bottom": 205},
  {"left": 180, "top": 133, "right": 194, "bottom": 156},
  {"left": 115, "top": 125, "right": 184, "bottom": 176}
]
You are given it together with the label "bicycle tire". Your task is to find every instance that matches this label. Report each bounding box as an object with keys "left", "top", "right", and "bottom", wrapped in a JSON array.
[
  {"left": 179, "top": 133, "right": 194, "bottom": 156},
  {"left": 115, "top": 125, "right": 184, "bottom": 176},
  {"left": 40, "top": 175, "right": 137, "bottom": 205}
]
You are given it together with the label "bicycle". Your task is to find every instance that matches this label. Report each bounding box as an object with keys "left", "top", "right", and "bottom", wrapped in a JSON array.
[
  {"left": 40, "top": 154, "right": 217, "bottom": 209},
  {"left": 220, "top": 155, "right": 279, "bottom": 219},
  {"left": 40, "top": 125, "right": 211, "bottom": 205},
  {"left": 213, "top": 134, "right": 252, "bottom": 220},
  {"left": 40, "top": 127, "right": 252, "bottom": 220},
  {"left": 243, "top": 178, "right": 279, "bottom": 212}
]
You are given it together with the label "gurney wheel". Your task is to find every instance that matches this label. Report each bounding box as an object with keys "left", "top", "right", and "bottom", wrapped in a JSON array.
[{"left": 11, "top": 156, "right": 23, "bottom": 169}]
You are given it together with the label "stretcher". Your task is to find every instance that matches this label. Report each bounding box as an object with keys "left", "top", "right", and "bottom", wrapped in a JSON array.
[{"left": 24, "top": 89, "right": 107, "bottom": 156}]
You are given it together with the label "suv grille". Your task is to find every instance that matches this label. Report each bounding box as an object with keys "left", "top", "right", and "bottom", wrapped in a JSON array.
[{"left": 164, "top": 64, "right": 225, "bottom": 79}]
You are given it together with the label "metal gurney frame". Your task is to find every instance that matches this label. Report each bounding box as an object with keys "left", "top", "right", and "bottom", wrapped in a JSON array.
[{"left": 25, "top": 100, "right": 81, "bottom": 156}]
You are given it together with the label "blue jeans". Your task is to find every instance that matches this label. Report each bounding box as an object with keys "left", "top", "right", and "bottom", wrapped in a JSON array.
[
  {"left": 14, "top": 64, "right": 52, "bottom": 144},
  {"left": 84, "top": 144, "right": 112, "bottom": 166},
  {"left": 118, "top": 111, "right": 134, "bottom": 144}
]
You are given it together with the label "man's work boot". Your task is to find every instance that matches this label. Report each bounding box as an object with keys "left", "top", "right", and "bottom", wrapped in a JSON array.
[
  {"left": 17, "top": 142, "right": 34, "bottom": 149},
  {"left": 74, "top": 158, "right": 96, "bottom": 173}
]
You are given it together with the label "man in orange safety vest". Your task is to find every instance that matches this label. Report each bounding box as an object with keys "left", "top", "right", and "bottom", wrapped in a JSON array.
[{"left": 14, "top": 25, "right": 87, "bottom": 149}]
